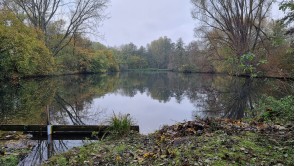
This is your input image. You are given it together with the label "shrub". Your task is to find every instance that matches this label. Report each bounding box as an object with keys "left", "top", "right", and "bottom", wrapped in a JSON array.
[
  {"left": 0, "top": 11, "right": 55, "bottom": 79},
  {"left": 178, "top": 64, "right": 197, "bottom": 73},
  {"left": 255, "top": 95, "right": 293, "bottom": 123}
]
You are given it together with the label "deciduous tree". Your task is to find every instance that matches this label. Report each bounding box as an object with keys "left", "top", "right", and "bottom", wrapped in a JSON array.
[
  {"left": 10, "top": 0, "right": 108, "bottom": 56},
  {"left": 0, "top": 11, "right": 55, "bottom": 79},
  {"left": 191, "top": 0, "right": 274, "bottom": 75}
]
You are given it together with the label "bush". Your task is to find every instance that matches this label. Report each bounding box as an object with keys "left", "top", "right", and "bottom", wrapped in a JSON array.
[
  {"left": 255, "top": 95, "right": 293, "bottom": 123},
  {"left": 178, "top": 64, "right": 197, "bottom": 73},
  {"left": 0, "top": 11, "right": 55, "bottom": 79}
]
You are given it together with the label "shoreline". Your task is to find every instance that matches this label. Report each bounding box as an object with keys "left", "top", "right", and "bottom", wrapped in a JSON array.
[
  {"left": 1, "top": 70, "right": 293, "bottom": 83},
  {"left": 42, "top": 118, "right": 293, "bottom": 165}
]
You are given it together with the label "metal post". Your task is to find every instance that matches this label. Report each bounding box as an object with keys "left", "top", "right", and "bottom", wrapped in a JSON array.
[{"left": 47, "top": 125, "right": 53, "bottom": 159}]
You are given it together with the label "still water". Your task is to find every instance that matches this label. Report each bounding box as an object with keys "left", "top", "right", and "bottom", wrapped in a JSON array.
[{"left": 0, "top": 72, "right": 292, "bottom": 164}]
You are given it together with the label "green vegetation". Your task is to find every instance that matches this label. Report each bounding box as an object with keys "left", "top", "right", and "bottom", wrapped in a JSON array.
[
  {"left": 0, "top": 155, "right": 19, "bottom": 166},
  {"left": 0, "top": 10, "right": 55, "bottom": 79},
  {"left": 0, "top": 132, "right": 32, "bottom": 166},
  {"left": 255, "top": 95, "right": 294, "bottom": 123},
  {"left": 0, "top": 2, "right": 117, "bottom": 80},
  {"left": 54, "top": 36, "right": 119, "bottom": 74},
  {"left": 107, "top": 113, "right": 135, "bottom": 137}
]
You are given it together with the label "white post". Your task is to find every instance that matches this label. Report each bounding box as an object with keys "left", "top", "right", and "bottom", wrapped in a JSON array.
[
  {"left": 47, "top": 125, "right": 52, "bottom": 135},
  {"left": 47, "top": 125, "right": 53, "bottom": 159}
]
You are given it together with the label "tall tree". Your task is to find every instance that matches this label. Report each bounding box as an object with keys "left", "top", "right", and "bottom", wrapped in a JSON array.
[
  {"left": 147, "top": 36, "right": 174, "bottom": 69},
  {"left": 172, "top": 38, "right": 186, "bottom": 69},
  {"left": 10, "top": 0, "right": 108, "bottom": 56},
  {"left": 191, "top": 0, "right": 274, "bottom": 58}
]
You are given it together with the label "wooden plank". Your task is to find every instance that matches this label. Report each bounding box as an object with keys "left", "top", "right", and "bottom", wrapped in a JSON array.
[
  {"left": 0, "top": 125, "right": 47, "bottom": 131},
  {"left": 30, "top": 132, "right": 106, "bottom": 140},
  {"left": 52, "top": 125, "right": 139, "bottom": 132},
  {"left": 53, "top": 125, "right": 108, "bottom": 131},
  {"left": 0, "top": 125, "right": 139, "bottom": 132}
]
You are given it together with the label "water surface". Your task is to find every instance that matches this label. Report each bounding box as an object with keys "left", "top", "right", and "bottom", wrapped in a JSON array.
[
  {"left": 0, "top": 72, "right": 292, "bottom": 165},
  {"left": 1, "top": 72, "right": 292, "bottom": 133}
]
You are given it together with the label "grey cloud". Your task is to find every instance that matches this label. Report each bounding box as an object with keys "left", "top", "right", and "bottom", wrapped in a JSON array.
[{"left": 97, "top": 0, "right": 195, "bottom": 47}]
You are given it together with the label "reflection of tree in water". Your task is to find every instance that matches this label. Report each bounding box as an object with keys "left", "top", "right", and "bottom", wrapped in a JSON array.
[
  {"left": 0, "top": 79, "right": 56, "bottom": 124},
  {"left": 115, "top": 72, "right": 292, "bottom": 119},
  {"left": 0, "top": 72, "right": 292, "bottom": 124},
  {"left": 192, "top": 77, "right": 292, "bottom": 119},
  {"left": 0, "top": 74, "right": 119, "bottom": 125},
  {"left": 52, "top": 94, "right": 86, "bottom": 125},
  {"left": 147, "top": 75, "right": 172, "bottom": 103},
  {"left": 218, "top": 78, "right": 256, "bottom": 119},
  {"left": 12, "top": 75, "right": 115, "bottom": 165},
  {"left": 18, "top": 139, "right": 92, "bottom": 166},
  {"left": 48, "top": 74, "right": 118, "bottom": 125}
]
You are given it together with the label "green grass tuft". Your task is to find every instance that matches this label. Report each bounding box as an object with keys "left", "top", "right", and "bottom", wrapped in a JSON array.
[{"left": 107, "top": 112, "right": 135, "bottom": 137}]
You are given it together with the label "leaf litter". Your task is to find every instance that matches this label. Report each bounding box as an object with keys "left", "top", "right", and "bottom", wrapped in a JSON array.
[{"left": 43, "top": 118, "right": 293, "bottom": 165}]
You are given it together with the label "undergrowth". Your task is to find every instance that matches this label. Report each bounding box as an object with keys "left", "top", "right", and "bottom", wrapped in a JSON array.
[{"left": 255, "top": 95, "right": 293, "bottom": 123}]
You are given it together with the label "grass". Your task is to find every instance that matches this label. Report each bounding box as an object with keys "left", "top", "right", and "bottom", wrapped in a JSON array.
[
  {"left": 0, "top": 155, "right": 19, "bottom": 166},
  {"left": 106, "top": 112, "right": 135, "bottom": 137}
]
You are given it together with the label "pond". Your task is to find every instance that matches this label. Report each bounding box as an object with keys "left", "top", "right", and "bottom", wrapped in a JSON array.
[{"left": 0, "top": 71, "right": 292, "bottom": 165}]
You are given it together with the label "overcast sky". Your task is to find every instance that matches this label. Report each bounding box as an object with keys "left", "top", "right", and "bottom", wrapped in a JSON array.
[{"left": 96, "top": 0, "right": 284, "bottom": 47}]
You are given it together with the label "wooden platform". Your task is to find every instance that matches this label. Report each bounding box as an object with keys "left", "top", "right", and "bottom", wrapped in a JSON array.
[{"left": 0, "top": 125, "right": 139, "bottom": 140}]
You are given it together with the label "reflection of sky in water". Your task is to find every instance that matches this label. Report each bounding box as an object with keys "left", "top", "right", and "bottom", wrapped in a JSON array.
[
  {"left": 20, "top": 91, "right": 202, "bottom": 165},
  {"left": 91, "top": 91, "right": 201, "bottom": 134}
]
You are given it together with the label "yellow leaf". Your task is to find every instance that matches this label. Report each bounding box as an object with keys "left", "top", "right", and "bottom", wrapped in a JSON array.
[{"left": 116, "top": 155, "right": 121, "bottom": 161}]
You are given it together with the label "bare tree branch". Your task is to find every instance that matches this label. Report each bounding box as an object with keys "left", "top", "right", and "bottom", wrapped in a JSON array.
[
  {"left": 11, "top": 0, "right": 108, "bottom": 56},
  {"left": 191, "top": 0, "right": 274, "bottom": 57}
]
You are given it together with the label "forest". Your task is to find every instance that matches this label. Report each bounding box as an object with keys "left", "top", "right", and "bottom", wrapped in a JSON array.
[{"left": 0, "top": 0, "right": 293, "bottom": 80}]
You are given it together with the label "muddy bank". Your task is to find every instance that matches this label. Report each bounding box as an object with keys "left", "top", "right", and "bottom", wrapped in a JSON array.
[{"left": 0, "top": 131, "right": 36, "bottom": 165}]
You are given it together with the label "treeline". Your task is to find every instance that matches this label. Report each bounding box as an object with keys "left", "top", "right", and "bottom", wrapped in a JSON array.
[
  {"left": 111, "top": 37, "right": 214, "bottom": 73},
  {"left": 112, "top": 0, "right": 294, "bottom": 78}
]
